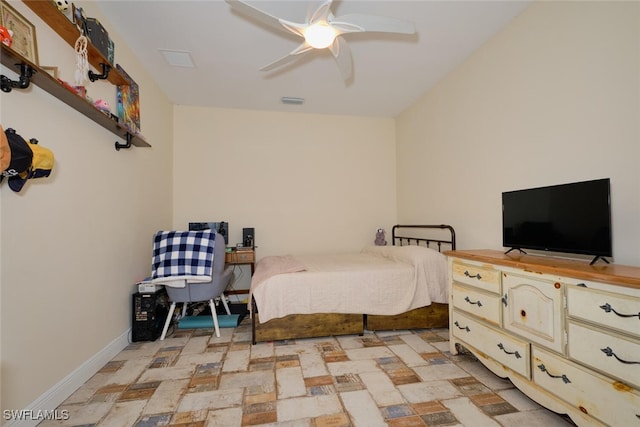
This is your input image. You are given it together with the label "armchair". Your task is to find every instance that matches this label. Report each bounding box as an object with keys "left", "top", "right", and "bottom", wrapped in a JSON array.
[{"left": 155, "top": 230, "right": 233, "bottom": 340}]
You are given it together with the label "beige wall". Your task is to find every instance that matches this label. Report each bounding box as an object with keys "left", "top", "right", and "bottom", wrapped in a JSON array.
[
  {"left": 173, "top": 106, "right": 397, "bottom": 289},
  {"left": 397, "top": 0, "right": 640, "bottom": 265},
  {"left": 3, "top": 0, "right": 639, "bottom": 417},
  {"left": 1, "top": 1, "right": 174, "bottom": 413}
]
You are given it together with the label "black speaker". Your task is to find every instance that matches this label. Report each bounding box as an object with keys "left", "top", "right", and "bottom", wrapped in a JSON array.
[
  {"left": 132, "top": 290, "right": 168, "bottom": 342},
  {"left": 243, "top": 227, "right": 254, "bottom": 248}
]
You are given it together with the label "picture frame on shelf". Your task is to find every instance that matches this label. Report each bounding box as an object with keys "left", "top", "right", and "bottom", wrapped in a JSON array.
[
  {"left": 0, "top": 0, "right": 38, "bottom": 65},
  {"left": 116, "top": 64, "right": 140, "bottom": 133},
  {"left": 41, "top": 66, "right": 58, "bottom": 79}
]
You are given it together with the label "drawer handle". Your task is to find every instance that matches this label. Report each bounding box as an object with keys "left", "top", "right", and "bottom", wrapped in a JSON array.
[
  {"left": 497, "top": 342, "right": 521, "bottom": 359},
  {"left": 453, "top": 321, "right": 470, "bottom": 332},
  {"left": 601, "top": 346, "right": 640, "bottom": 365},
  {"left": 537, "top": 364, "right": 571, "bottom": 384},
  {"left": 464, "top": 270, "right": 482, "bottom": 280},
  {"left": 501, "top": 294, "right": 508, "bottom": 307},
  {"left": 464, "top": 296, "right": 483, "bottom": 307},
  {"left": 599, "top": 303, "right": 640, "bottom": 319}
]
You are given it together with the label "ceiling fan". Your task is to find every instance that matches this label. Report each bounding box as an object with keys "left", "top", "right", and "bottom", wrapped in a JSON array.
[{"left": 225, "top": 0, "right": 416, "bottom": 82}]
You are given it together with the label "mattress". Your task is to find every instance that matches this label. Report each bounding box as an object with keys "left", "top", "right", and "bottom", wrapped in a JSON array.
[{"left": 250, "top": 245, "right": 449, "bottom": 323}]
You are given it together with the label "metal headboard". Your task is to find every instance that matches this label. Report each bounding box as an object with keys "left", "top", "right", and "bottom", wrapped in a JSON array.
[{"left": 391, "top": 224, "right": 456, "bottom": 252}]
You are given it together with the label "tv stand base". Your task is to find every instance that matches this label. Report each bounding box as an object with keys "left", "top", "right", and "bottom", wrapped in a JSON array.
[
  {"left": 590, "top": 255, "right": 610, "bottom": 265},
  {"left": 504, "top": 247, "right": 527, "bottom": 255}
]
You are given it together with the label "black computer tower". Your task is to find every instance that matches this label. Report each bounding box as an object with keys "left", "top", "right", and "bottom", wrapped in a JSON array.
[{"left": 132, "top": 289, "right": 168, "bottom": 342}]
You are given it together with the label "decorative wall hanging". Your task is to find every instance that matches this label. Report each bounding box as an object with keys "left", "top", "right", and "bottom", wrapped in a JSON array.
[
  {"left": 0, "top": 0, "right": 38, "bottom": 65},
  {"left": 116, "top": 64, "right": 140, "bottom": 134}
]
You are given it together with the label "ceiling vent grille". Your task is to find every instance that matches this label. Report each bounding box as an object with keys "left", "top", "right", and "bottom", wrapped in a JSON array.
[{"left": 281, "top": 97, "right": 305, "bottom": 105}]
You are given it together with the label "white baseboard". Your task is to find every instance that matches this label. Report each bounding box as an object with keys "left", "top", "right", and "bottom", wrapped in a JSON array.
[{"left": 3, "top": 329, "right": 131, "bottom": 427}]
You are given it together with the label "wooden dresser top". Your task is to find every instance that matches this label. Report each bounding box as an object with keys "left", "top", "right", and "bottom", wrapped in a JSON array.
[{"left": 444, "top": 249, "right": 640, "bottom": 290}]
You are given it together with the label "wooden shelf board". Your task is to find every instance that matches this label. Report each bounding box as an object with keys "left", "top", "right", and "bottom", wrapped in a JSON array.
[
  {"left": 1, "top": 45, "right": 150, "bottom": 148},
  {"left": 23, "top": 0, "right": 128, "bottom": 86}
]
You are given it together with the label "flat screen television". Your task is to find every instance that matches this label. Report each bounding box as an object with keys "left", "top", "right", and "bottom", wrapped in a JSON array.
[
  {"left": 188, "top": 221, "right": 228, "bottom": 244},
  {"left": 502, "top": 178, "right": 612, "bottom": 264}
]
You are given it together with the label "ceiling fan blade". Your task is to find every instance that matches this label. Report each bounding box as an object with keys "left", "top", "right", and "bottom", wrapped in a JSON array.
[
  {"left": 308, "top": 0, "right": 333, "bottom": 24},
  {"left": 260, "top": 43, "right": 314, "bottom": 72},
  {"left": 332, "top": 14, "right": 416, "bottom": 35},
  {"left": 225, "top": 0, "right": 288, "bottom": 33},
  {"left": 329, "top": 36, "right": 353, "bottom": 82}
]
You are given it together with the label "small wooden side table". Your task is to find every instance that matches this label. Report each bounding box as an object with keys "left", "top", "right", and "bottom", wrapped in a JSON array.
[{"left": 225, "top": 248, "right": 255, "bottom": 275}]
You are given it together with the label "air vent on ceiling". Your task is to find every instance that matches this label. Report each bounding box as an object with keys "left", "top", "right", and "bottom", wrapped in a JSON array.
[
  {"left": 159, "top": 49, "right": 195, "bottom": 68},
  {"left": 281, "top": 97, "right": 304, "bottom": 105}
]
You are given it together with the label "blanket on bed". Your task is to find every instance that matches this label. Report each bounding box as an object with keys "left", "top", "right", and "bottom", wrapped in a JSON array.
[
  {"left": 249, "top": 255, "right": 306, "bottom": 317},
  {"left": 151, "top": 230, "right": 216, "bottom": 287},
  {"left": 252, "top": 255, "right": 307, "bottom": 288},
  {"left": 251, "top": 245, "right": 449, "bottom": 323}
]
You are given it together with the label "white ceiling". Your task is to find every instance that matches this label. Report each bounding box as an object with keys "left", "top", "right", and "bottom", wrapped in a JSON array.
[{"left": 95, "top": 0, "right": 531, "bottom": 118}]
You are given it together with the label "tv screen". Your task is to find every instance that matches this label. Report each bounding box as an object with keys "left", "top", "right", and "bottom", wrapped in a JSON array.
[{"left": 502, "top": 178, "right": 612, "bottom": 259}]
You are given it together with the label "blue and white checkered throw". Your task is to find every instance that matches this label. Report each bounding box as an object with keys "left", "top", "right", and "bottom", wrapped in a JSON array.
[{"left": 151, "top": 230, "right": 215, "bottom": 283}]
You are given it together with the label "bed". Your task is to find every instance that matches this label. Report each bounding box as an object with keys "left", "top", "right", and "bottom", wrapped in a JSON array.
[{"left": 250, "top": 224, "right": 456, "bottom": 344}]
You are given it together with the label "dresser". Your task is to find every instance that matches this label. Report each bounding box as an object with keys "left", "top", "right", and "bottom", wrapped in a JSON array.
[{"left": 446, "top": 250, "right": 640, "bottom": 427}]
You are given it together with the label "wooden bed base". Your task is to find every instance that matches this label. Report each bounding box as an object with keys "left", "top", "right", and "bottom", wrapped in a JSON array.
[
  {"left": 251, "top": 301, "right": 450, "bottom": 344},
  {"left": 252, "top": 309, "right": 364, "bottom": 344},
  {"left": 365, "top": 303, "right": 449, "bottom": 331},
  {"left": 251, "top": 224, "right": 456, "bottom": 344}
]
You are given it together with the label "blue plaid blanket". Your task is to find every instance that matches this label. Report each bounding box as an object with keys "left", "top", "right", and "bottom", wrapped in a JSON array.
[{"left": 151, "top": 230, "right": 215, "bottom": 281}]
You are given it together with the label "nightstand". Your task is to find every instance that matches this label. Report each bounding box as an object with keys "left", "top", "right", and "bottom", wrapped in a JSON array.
[{"left": 225, "top": 248, "right": 255, "bottom": 275}]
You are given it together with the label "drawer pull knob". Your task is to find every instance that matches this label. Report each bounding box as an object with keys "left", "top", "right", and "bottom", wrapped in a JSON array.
[
  {"left": 454, "top": 321, "right": 470, "bottom": 332},
  {"left": 601, "top": 346, "right": 640, "bottom": 365},
  {"left": 464, "top": 270, "right": 482, "bottom": 280},
  {"left": 537, "top": 364, "right": 571, "bottom": 384},
  {"left": 497, "top": 343, "right": 521, "bottom": 359},
  {"left": 599, "top": 303, "right": 640, "bottom": 319},
  {"left": 464, "top": 296, "right": 483, "bottom": 307}
]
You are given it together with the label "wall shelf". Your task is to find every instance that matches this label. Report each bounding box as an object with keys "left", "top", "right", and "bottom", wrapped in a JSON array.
[
  {"left": 1, "top": 44, "right": 150, "bottom": 148},
  {"left": 23, "top": 0, "right": 128, "bottom": 86}
]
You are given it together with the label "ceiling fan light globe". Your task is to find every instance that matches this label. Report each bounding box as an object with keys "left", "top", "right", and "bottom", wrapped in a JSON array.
[{"left": 304, "top": 24, "right": 336, "bottom": 49}]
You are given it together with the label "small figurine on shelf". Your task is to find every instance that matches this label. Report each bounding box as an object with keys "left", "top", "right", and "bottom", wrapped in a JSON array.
[
  {"left": 94, "top": 99, "right": 110, "bottom": 115},
  {"left": 55, "top": 0, "right": 74, "bottom": 23},
  {"left": 55, "top": 0, "right": 69, "bottom": 12}
]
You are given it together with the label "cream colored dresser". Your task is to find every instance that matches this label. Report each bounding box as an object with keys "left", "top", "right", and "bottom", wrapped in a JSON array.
[{"left": 446, "top": 250, "right": 640, "bottom": 427}]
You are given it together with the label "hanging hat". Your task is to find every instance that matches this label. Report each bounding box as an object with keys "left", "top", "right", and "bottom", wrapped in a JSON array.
[
  {"left": 0, "top": 125, "right": 10, "bottom": 171},
  {"left": 1, "top": 128, "right": 32, "bottom": 184},
  {"left": 7, "top": 138, "right": 54, "bottom": 192}
]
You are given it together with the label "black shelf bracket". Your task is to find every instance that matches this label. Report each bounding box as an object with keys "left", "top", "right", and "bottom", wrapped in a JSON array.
[
  {"left": 88, "top": 63, "right": 111, "bottom": 82},
  {"left": 115, "top": 132, "right": 133, "bottom": 151},
  {"left": 1, "top": 63, "right": 36, "bottom": 92}
]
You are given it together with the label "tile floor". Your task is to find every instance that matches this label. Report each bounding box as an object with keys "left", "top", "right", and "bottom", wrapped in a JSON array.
[{"left": 42, "top": 319, "right": 575, "bottom": 426}]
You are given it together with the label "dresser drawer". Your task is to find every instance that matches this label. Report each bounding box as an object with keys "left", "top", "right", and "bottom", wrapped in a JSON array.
[
  {"left": 452, "top": 310, "right": 530, "bottom": 378},
  {"left": 533, "top": 346, "right": 640, "bottom": 427},
  {"left": 226, "top": 250, "right": 255, "bottom": 263},
  {"left": 502, "top": 273, "right": 564, "bottom": 354},
  {"left": 567, "top": 285, "right": 640, "bottom": 339},
  {"left": 567, "top": 321, "right": 640, "bottom": 389},
  {"left": 452, "top": 261, "right": 501, "bottom": 294},
  {"left": 452, "top": 284, "right": 501, "bottom": 326}
]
